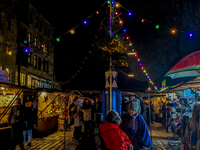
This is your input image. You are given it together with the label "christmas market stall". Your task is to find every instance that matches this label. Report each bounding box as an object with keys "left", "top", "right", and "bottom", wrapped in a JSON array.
[{"left": 37, "top": 91, "right": 68, "bottom": 134}]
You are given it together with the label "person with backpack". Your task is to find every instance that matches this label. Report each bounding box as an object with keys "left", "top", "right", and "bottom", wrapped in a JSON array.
[
  {"left": 120, "top": 102, "right": 152, "bottom": 150},
  {"left": 99, "top": 110, "right": 133, "bottom": 150},
  {"left": 8, "top": 98, "right": 25, "bottom": 150}
]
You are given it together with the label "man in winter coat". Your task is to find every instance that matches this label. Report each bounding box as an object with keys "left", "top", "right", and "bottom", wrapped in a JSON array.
[
  {"left": 99, "top": 110, "right": 133, "bottom": 150},
  {"left": 8, "top": 98, "right": 25, "bottom": 150},
  {"left": 73, "top": 99, "right": 83, "bottom": 140},
  {"left": 120, "top": 102, "right": 152, "bottom": 150},
  {"left": 23, "top": 101, "right": 36, "bottom": 147}
]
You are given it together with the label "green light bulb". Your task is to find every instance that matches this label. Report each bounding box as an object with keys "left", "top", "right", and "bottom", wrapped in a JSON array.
[
  {"left": 156, "top": 25, "right": 160, "bottom": 29},
  {"left": 56, "top": 37, "right": 60, "bottom": 42},
  {"left": 116, "top": 35, "right": 118, "bottom": 38}
]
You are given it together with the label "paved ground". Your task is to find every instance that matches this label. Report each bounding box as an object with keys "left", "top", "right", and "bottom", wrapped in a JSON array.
[{"left": 15, "top": 122, "right": 181, "bottom": 150}]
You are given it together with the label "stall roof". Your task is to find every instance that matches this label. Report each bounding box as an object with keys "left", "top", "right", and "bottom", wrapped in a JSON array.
[
  {"left": 161, "top": 76, "right": 200, "bottom": 92},
  {"left": 117, "top": 70, "right": 148, "bottom": 92}
]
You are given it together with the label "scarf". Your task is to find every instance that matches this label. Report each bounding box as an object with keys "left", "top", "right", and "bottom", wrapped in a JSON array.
[{"left": 128, "top": 113, "right": 138, "bottom": 131}]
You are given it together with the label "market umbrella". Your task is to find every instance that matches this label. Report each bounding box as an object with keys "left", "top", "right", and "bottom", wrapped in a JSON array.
[{"left": 165, "top": 50, "right": 200, "bottom": 79}]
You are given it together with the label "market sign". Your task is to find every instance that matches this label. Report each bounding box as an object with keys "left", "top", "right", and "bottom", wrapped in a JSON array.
[{"left": 0, "top": 69, "right": 9, "bottom": 83}]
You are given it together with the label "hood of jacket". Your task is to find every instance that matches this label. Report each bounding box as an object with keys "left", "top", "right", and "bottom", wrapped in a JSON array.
[
  {"left": 99, "top": 121, "right": 119, "bottom": 133},
  {"left": 74, "top": 100, "right": 82, "bottom": 107}
]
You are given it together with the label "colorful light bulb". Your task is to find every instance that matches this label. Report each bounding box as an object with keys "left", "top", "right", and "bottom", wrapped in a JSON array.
[
  {"left": 141, "top": 19, "right": 145, "bottom": 22},
  {"left": 56, "top": 37, "right": 60, "bottom": 42},
  {"left": 96, "top": 11, "right": 99, "bottom": 14},
  {"left": 119, "top": 20, "right": 123, "bottom": 24},
  {"left": 155, "top": 24, "right": 160, "bottom": 29}
]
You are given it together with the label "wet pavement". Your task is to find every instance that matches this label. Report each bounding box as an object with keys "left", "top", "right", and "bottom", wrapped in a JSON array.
[{"left": 15, "top": 122, "right": 181, "bottom": 150}]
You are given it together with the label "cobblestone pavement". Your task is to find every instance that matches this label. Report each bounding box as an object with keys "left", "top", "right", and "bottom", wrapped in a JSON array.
[{"left": 15, "top": 122, "right": 181, "bottom": 150}]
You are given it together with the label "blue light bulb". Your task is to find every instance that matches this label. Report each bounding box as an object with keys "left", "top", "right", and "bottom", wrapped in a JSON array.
[{"left": 123, "top": 29, "right": 127, "bottom": 32}]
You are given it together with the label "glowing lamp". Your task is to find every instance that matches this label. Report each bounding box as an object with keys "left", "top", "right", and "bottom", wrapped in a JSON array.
[
  {"left": 134, "top": 54, "right": 138, "bottom": 57},
  {"left": 96, "top": 11, "right": 99, "bottom": 14},
  {"left": 115, "top": 35, "right": 119, "bottom": 38},
  {"left": 107, "top": 1, "right": 111, "bottom": 4},
  {"left": 8, "top": 51, "right": 11, "bottom": 55},
  {"left": 119, "top": 20, "right": 123, "bottom": 24},
  {"left": 139, "top": 62, "right": 142, "bottom": 66},
  {"left": 115, "top": 12, "right": 118, "bottom": 15},
  {"left": 1, "top": 87, "right": 5, "bottom": 90},
  {"left": 143, "top": 69, "right": 146, "bottom": 73},
  {"left": 123, "top": 29, "right": 127, "bottom": 32},
  {"left": 129, "top": 43, "right": 132, "bottom": 46},
  {"left": 84, "top": 20, "right": 87, "bottom": 24},
  {"left": 141, "top": 19, "right": 145, "bottom": 22},
  {"left": 126, "top": 36, "right": 129, "bottom": 40},
  {"left": 137, "top": 59, "right": 140, "bottom": 61},
  {"left": 141, "top": 66, "right": 144, "bottom": 70},
  {"left": 150, "top": 81, "right": 152, "bottom": 83},
  {"left": 147, "top": 75, "right": 150, "bottom": 79},
  {"left": 128, "top": 12, "right": 132, "bottom": 16},
  {"left": 146, "top": 73, "right": 148, "bottom": 76}
]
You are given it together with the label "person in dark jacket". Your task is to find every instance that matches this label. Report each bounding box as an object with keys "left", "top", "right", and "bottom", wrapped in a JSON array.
[
  {"left": 140, "top": 100, "right": 147, "bottom": 122},
  {"left": 23, "top": 101, "right": 36, "bottom": 147},
  {"left": 99, "top": 110, "right": 133, "bottom": 150},
  {"left": 120, "top": 102, "right": 152, "bottom": 150},
  {"left": 122, "top": 96, "right": 130, "bottom": 114},
  {"left": 8, "top": 98, "right": 25, "bottom": 150}
]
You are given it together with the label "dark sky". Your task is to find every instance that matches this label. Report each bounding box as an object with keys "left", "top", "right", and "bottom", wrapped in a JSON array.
[{"left": 30, "top": 0, "right": 199, "bottom": 90}]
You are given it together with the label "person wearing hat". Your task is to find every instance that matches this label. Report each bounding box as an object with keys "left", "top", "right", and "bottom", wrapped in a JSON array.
[
  {"left": 120, "top": 102, "right": 152, "bottom": 150},
  {"left": 99, "top": 110, "right": 133, "bottom": 150}
]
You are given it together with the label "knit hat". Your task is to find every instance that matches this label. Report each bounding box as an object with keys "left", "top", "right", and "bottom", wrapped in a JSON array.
[
  {"left": 128, "top": 102, "right": 139, "bottom": 112},
  {"left": 106, "top": 110, "right": 122, "bottom": 125}
]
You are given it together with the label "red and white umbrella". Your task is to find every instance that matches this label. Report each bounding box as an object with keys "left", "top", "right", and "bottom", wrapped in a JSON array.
[{"left": 165, "top": 50, "right": 200, "bottom": 79}]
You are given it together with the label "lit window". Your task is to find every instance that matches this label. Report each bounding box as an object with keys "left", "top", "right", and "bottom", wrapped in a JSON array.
[
  {"left": 28, "top": 33, "right": 31, "bottom": 43},
  {"left": 15, "top": 72, "right": 26, "bottom": 86},
  {"left": 5, "top": 68, "right": 11, "bottom": 81},
  {"left": 34, "top": 55, "right": 37, "bottom": 68},
  {"left": 34, "top": 37, "right": 37, "bottom": 46}
]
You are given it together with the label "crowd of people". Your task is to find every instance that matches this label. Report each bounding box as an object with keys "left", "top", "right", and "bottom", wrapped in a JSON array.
[{"left": 69, "top": 95, "right": 152, "bottom": 150}]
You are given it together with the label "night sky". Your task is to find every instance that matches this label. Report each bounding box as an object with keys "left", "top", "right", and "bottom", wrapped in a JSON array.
[{"left": 30, "top": 0, "right": 200, "bottom": 90}]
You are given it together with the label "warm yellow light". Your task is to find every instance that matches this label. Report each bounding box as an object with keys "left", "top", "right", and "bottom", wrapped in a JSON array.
[
  {"left": 8, "top": 51, "right": 11, "bottom": 55},
  {"left": 41, "top": 92, "right": 46, "bottom": 96},
  {"left": 1, "top": 87, "right": 5, "bottom": 90},
  {"left": 148, "top": 87, "right": 151, "bottom": 91},
  {"left": 119, "top": 20, "right": 123, "bottom": 24},
  {"left": 128, "top": 74, "right": 134, "bottom": 77},
  {"left": 70, "top": 29, "right": 75, "bottom": 34},
  {"left": 127, "top": 52, "right": 136, "bottom": 55},
  {"left": 171, "top": 29, "right": 176, "bottom": 34},
  {"left": 116, "top": 3, "right": 120, "bottom": 7},
  {"left": 129, "top": 43, "right": 132, "bottom": 46},
  {"left": 137, "top": 59, "right": 140, "bottom": 61}
]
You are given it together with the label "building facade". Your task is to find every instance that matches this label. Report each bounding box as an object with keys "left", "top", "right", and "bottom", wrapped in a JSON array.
[{"left": 0, "top": 1, "right": 60, "bottom": 90}]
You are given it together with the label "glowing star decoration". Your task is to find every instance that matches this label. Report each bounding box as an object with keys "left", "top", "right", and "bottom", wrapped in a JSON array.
[{"left": 141, "top": 19, "right": 145, "bottom": 23}]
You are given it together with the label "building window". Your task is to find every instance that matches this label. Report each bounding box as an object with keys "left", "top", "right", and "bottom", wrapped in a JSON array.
[
  {"left": 27, "top": 75, "right": 31, "bottom": 88},
  {"left": 8, "top": 19, "right": 12, "bottom": 31},
  {"left": 0, "top": 65, "right": 2, "bottom": 70},
  {"left": 34, "top": 37, "right": 37, "bottom": 46},
  {"left": 38, "top": 57, "right": 41, "bottom": 70},
  {"left": 43, "top": 59, "right": 45, "bottom": 72},
  {"left": 28, "top": 53, "right": 31, "bottom": 64},
  {"left": 34, "top": 55, "right": 37, "bottom": 68},
  {"left": 28, "top": 33, "right": 31, "bottom": 43},
  {"left": 15, "top": 72, "right": 26, "bottom": 86},
  {"left": 30, "top": 13, "right": 33, "bottom": 24},
  {"left": 5, "top": 68, "right": 11, "bottom": 81},
  {"left": 43, "top": 45, "right": 46, "bottom": 53},
  {"left": 46, "top": 61, "right": 49, "bottom": 73}
]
